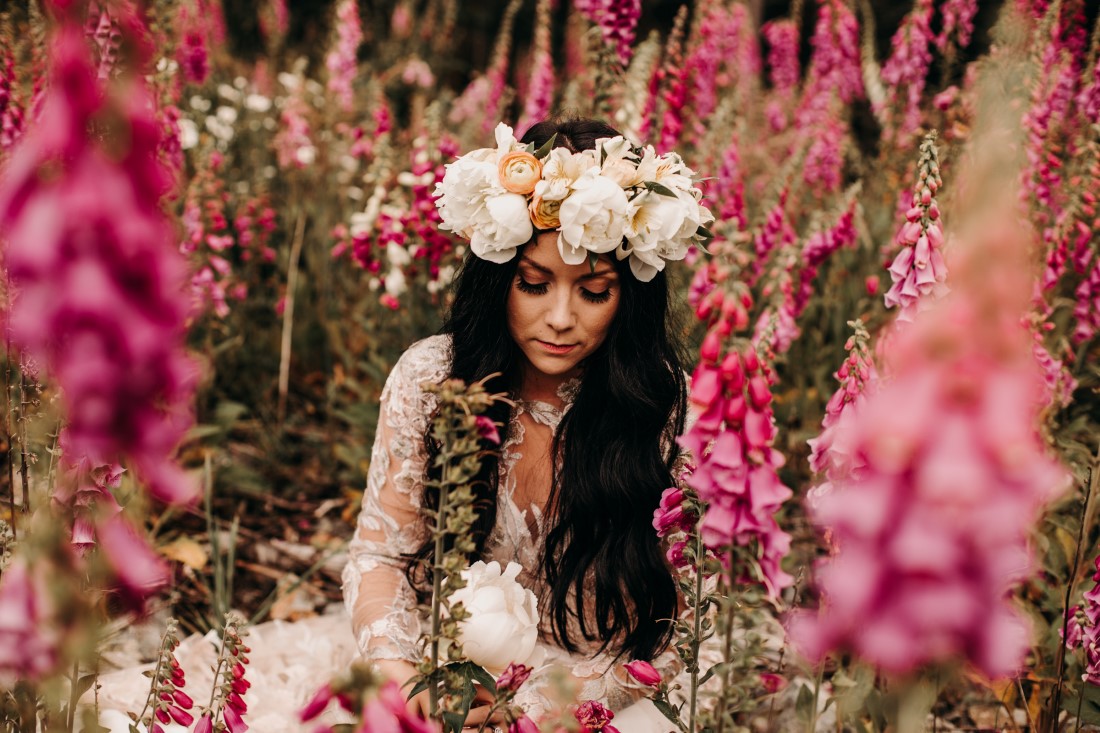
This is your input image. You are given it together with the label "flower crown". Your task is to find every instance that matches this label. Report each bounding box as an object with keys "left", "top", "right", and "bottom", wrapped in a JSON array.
[{"left": 433, "top": 123, "right": 715, "bottom": 282}]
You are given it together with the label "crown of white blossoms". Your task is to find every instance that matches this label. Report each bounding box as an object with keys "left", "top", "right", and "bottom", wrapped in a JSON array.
[{"left": 433, "top": 123, "right": 715, "bottom": 282}]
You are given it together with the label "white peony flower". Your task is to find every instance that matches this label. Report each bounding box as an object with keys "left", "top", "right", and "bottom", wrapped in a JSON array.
[
  {"left": 434, "top": 156, "right": 499, "bottom": 237},
  {"left": 469, "top": 192, "right": 533, "bottom": 263},
  {"left": 450, "top": 561, "right": 539, "bottom": 675},
  {"left": 557, "top": 171, "right": 630, "bottom": 265}
]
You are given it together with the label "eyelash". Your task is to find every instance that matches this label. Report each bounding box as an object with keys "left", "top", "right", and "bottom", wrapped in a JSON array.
[{"left": 515, "top": 277, "right": 613, "bottom": 304}]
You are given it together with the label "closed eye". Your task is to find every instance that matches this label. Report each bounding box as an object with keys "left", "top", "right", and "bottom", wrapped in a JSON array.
[
  {"left": 515, "top": 277, "right": 549, "bottom": 295},
  {"left": 581, "top": 288, "right": 612, "bottom": 303}
]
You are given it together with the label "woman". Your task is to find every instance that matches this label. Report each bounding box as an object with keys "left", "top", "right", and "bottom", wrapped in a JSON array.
[{"left": 342, "top": 116, "right": 712, "bottom": 729}]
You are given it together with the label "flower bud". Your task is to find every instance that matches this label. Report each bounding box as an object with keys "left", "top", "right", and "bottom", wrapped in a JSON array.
[
  {"left": 700, "top": 332, "right": 721, "bottom": 363},
  {"left": 747, "top": 376, "right": 773, "bottom": 410},
  {"left": 624, "top": 660, "right": 662, "bottom": 687},
  {"left": 719, "top": 352, "right": 744, "bottom": 390}
]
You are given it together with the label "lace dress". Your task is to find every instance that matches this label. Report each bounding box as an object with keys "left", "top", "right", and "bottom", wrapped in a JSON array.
[{"left": 342, "top": 334, "right": 680, "bottom": 729}]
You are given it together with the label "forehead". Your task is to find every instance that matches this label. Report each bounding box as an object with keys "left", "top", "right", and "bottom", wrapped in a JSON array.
[{"left": 522, "top": 232, "right": 617, "bottom": 278}]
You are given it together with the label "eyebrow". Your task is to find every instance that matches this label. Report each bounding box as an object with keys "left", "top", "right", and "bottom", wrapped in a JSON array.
[{"left": 518, "top": 256, "right": 617, "bottom": 280}]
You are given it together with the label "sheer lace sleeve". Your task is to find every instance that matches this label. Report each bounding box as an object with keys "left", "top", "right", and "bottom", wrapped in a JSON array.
[{"left": 341, "top": 335, "right": 453, "bottom": 662}]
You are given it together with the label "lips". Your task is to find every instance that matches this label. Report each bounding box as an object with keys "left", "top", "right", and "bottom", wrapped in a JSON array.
[{"left": 537, "top": 340, "right": 577, "bottom": 355}]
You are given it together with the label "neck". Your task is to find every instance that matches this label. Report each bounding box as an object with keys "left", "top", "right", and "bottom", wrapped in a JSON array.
[{"left": 517, "top": 365, "right": 577, "bottom": 406}]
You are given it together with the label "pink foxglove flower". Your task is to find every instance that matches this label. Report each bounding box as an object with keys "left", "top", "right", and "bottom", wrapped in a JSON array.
[
  {"left": 935, "top": 0, "right": 978, "bottom": 51},
  {"left": 325, "top": 0, "right": 363, "bottom": 112},
  {"left": 679, "top": 344, "right": 793, "bottom": 597},
  {"left": 517, "top": 0, "right": 555, "bottom": 137},
  {"left": 575, "top": 0, "right": 641, "bottom": 65},
  {"left": 1066, "top": 555, "right": 1100, "bottom": 685},
  {"left": 806, "top": 320, "right": 877, "bottom": 500},
  {"left": 875, "top": 0, "right": 934, "bottom": 147},
  {"left": 0, "top": 15, "right": 198, "bottom": 506},
  {"left": 0, "top": 47, "right": 23, "bottom": 158},
  {"left": 0, "top": 558, "right": 60, "bottom": 686},
  {"left": 362, "top": 681, "right": 439, "bottom": 733},
  {"left": 790, "top": 217, "right": 1069, "bottom": 678},
  {"left": 884, "top": 131, "right": 948, "bottom": 321}
]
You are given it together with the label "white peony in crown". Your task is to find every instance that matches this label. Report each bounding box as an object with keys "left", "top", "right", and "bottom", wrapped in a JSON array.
[{"left": 433, "top": 123, "right": 715, "bottom": 282}]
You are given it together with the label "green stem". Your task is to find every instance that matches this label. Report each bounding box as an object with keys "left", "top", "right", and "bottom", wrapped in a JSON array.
[
  {"left": 206, "top": 623, "right": 234, "bottom": 721},
  {"left": 137, "top": 633, "right": 171, "bottom": 724},
  {"left": 715, "top": 563, "right": 738, "bottom": 733},
  {"left": 65, "top": 659, "right": 79, "bottom": 733},
  {"left": 429, "top": 480, "right": 451, "bottom": 720},
  {"left": 1051, "top": 463, "right": 1094, "bottom": 733},
  {"left": 687, "top": 530, "right": 705, "bottom": 733},
  {"left": 808, "top": 665, "right": 823, "bottom": 733}
]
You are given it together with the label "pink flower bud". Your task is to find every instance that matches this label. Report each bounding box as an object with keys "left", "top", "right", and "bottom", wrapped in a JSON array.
[
  {"left": 624, "top": 660, "right": 662, "bottom": 687},
  {"left": 172, "top": 690, "right": 193, "bottom": 709},
  {"left": 689, "top": 365, "right": 723, "bottom": 409},
  {"left": 723, "top": 395, "right": 748, "bottom": 425},
  {"left": 760, "top": 672, "right": 787, "bottom": 693},
  {"left": 700, "top": 331, "right": 722, "bottom": 363},
  {"left": 496, "top": 662, "right": 532, "bottom": 693},
  {"left": 575, "top": 701, "right": 614, "bottom": 731},
  {"left": 475, "top": 415, "right": 501, "bottom": 445},
  {"left": 193, "top": 716, "right": 213, "bottom": 733},
  {"left": 747, "top": 376, "right": 773, "bottom": 410},
  {"left": 509, "top": 716, "right": 540, "bottom": 733},
  {"left": 299, "top": 684, "right": 335, "bottom": 721},
  {"left": 741, "top": 347, "right": 760, "bottom": 374},
  {"left": 222, "top": 704, "right": 248, "bottom": 733},
  {"left": 719, "top": 352, "right": 745, "bottom": 389},
  {"left": 865, "top": 275, "right": 880, "bottom": 296}
]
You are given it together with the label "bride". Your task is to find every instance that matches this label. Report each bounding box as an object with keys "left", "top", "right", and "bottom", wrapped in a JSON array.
[{"left": 343, "top": 116, "right": 713, "bottom": 730}]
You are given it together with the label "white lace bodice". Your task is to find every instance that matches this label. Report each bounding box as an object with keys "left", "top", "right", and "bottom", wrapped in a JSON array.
[{"left": 341, "top": 334, "right": 685, "bottom": 718}]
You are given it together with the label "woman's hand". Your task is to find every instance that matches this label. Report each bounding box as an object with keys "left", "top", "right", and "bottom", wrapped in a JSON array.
[
  {"left": 374, "top": 659, "right": 432, "bottom": 719},
  {"left": 461, "top": 684, "right": 507, "bottom": 730},
  {"left": 374, "top": 660, "right": 507, "bottom": 730}
]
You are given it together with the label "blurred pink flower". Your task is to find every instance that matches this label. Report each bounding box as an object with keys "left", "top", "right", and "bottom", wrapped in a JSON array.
[
  {"left": 791, "top": 220, "right": 1069, "bottom": 678},
  {"left": 0, "top": 558, "right": 60, "bottom": 686},
  {"left": 509, "top": 716, "right": 540, "bottom": 733},
  {"left": 326, "top": 0, "right": 363, "bottom": 112},
  {"left": 0, "top": 48, "right": 24, "bottom": 157},
  {"left": 475, "top": 415, "right": 502, "bottom": 445},
  {"left": 97, "top": 516, "right": 170, "bottom": 610},
  {"left": 362, "top": 681, "right": 439, "bottom": 733},
  {"left": 0, "top": 21, "right": 198, "bottom": 506},
  {"left": 575, "top": 0, "right": 641, "bottom": 65},
  {"left": 1067, "top": 555, "right": 1100, "bottom": 684},
  {"left": 517, "top": 0, "right": 555, "bottom": 136},
  {"left": 683, "top": 4, "right": 757, "bottom": 139},
  {"left": 763, "top": 19, "right": 800, "bottom": 96},
  {"left": 875, "top": 0, "right": 934, "bottom": 147},
  {"left": 934, "top": 0, "right": 977, "bottom": 51}
]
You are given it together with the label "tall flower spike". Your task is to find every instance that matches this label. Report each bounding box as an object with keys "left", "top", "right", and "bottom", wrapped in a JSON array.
[
  {"left": 517, "top": 0, "right": 555, "bottom": 136},
  {"left": 574, "top": 0, "right": 641, "bottom": 66},
  {"left": 0, "top": 11, "right": 198, "bottom": 505},
  {"left": 884, "top": 130, "right": 948, "bottom": 321},
  {"left": 875, "top": 0, "right": 935, "bottom": 148},
  {"left": 790, "top": 212, "right": 1069, "bottom": 678},
  {"left": 325, "top": 0, "right": 363, "bottom": 112}
]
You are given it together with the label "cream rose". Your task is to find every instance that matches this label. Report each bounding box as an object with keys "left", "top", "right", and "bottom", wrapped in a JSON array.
[
  {"left": 557, "top": 171, "right": 630, "bottom": 265},
  {"left": 529, "top": 192, "right": 562, "bottom": 229},
  {"left": 498, "top": 151, "right": 542, "bottom": 195},
  {"left": 451, "top": 561, "right": 539, "bottom": 675}
]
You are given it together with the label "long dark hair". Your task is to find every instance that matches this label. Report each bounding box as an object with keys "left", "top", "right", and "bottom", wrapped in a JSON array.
[{"left": 406, "top": 116, "right": 687, "bottom": 662}]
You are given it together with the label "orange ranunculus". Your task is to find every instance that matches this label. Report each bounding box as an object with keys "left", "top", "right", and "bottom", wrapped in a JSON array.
[{"left": 498, "top": 151, "right": 542, "bottom": 195}]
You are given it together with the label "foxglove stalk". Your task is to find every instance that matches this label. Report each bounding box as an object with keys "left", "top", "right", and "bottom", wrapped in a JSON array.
[
  {"left": 0, "top": 558, "right": 59, "bottom": 685},
  {"left": 934, "top": 0, "right": 978, "bottom": 52},
  {"left": 750, "top": 191, "right": 795, "bottom": 284},
  {"left": 806, "top": 320, "right": 876, "bottom": 497},
  {"left": 875, "top": 0, "right": 934, "bottom": 147},
  {"left": 517, "top": 0, "right": 555, "bottom": 136},
  {"left": 654, "top": 7, "right": 688, "bottom": 153},
  {"left": 1067, "top": 555, "right": 1100, "bottom": 685},
  {"left": 790, "top": 217, "right": 1069, "bottom": 678},
  {"left": 884, "top": 131, "right": 948, "bottom": 321},
  {"left": 684, "top": 4, "right": 756, "bottom": 138},
  {"left": 325, "top": 0, "right": 363, "bottom": 112},
  {"left": 762, "top": 18, "right": 799, "bottom": 131},
  {"left": 0, "top": 48, "right": 23, "bottom": 157},
  {"left": 575, "top": 0, "right": 641, "bottom": 66},
  {"left": 0, "top": 16, "right": 198, "bottom": 505},
  {"left": 678, "top": 342, "right": 794, "bottom": 597}
]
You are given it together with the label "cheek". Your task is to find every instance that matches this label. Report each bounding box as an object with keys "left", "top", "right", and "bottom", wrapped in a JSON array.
[
  {"left": 505, "top": 288, "right": 533, "bottom": 337},
  {"left": 585, "top": 298, "right": 620, "bottom": 343}
]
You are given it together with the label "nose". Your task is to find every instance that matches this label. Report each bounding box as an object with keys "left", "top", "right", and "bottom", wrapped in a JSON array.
[{"left": 545, "top": 289, "right": 576, "bottom": 333}]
